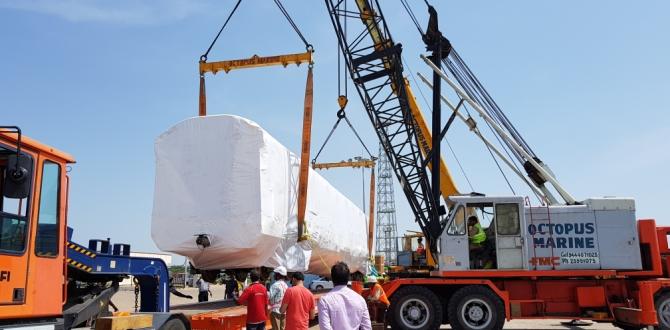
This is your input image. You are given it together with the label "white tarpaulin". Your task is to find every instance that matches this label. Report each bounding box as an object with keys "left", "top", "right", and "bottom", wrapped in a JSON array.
[{"left": 151, "top": 115, "right": 368, "bottom": 276}]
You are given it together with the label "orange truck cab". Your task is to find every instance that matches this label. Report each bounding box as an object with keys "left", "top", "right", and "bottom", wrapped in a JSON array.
[
  {"left": 0, "top": 128, "right": 189, "bottom": 330},
  {"left": 0, "top": 128, "right": 72, "bottom": 324}
]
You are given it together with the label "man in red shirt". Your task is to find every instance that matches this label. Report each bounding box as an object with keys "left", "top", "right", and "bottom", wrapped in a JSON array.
[
  {"left": 280, "top": 272, "right": 315, "bottom": 330},
  {"left": 238, "top": 269, "right": 269, "bottom": 330}
]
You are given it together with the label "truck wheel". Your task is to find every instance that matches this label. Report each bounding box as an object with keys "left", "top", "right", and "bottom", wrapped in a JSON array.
[
  {"left": 613, "top": 324, "right": 642, "bottom": 330},
  {"left": 389, "top": 286, "right": 442, "bottom": 330},
  {"left": 656, "top": 292, "right": 670, "bottom": 330},
  {"left": 448, "top": 286, "right": 505, "bottom": 330},
  {"left": 316, "top": 285, "right": 324, "bottom": 291},
  {"left": 159, "top": 318, "right": 188, "bottom": 330}
]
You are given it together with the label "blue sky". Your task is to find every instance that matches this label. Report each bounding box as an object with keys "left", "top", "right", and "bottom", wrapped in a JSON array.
[{"left": 2, "top": 1, "right": 668, "bottom": 265}]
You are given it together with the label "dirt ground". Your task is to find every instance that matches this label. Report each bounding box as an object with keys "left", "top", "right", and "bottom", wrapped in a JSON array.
[{"left": 112, "top": 285, "right": 624, "bottom": 329}]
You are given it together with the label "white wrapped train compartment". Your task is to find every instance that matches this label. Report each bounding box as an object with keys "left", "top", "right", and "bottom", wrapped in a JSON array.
[{"left": 151, "top": 115, "right": 368, "bottom": 275}]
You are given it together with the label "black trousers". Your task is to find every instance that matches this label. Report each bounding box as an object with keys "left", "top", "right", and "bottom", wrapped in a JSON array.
[
  {"left": 246, "top": 322, "right": 265, "bottom": 330},
  {"left": 198, "top": 291, "right": 209, "bottom": 302}
]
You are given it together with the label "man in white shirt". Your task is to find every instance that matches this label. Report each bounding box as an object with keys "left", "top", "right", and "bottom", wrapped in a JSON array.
[
  {"left": 196, "top": 277, "right": 212, "bottom": 302},
  {"left": 269, "top": 266, "right": 289, "bottom": 330}
]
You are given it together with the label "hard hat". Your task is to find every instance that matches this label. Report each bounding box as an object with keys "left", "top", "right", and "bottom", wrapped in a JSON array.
[
  {"left": 273, "top": 266, "right": 287, "bottom": 276},
  {"left": 367, "top": 275, "right": 377, "bottom": 283}
]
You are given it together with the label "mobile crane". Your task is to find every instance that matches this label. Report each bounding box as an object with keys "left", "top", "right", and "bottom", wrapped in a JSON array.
[{"left": 323, "top": 1, "right": 670, "bottom": 329}]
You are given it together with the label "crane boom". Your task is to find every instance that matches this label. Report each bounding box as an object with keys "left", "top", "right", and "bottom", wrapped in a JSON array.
[{"left": 324, "top": 0, "right": 445, "bottom": 251}]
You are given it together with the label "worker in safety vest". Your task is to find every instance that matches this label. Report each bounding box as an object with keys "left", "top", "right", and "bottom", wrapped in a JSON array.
[
  {"left": 366, "top": 276, "right": 390, "bottom": 323},
  {"left": 467, "top": 215, "right": 487, "bottom": 249}
]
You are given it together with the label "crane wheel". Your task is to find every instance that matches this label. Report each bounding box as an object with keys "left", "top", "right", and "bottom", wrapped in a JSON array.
[
  {"left": 448, "top": 285, "right": 505, "bottom": 330},
  {"left": 388, "top": 285, "right": 442, "bottom": 330},
  {"left": 656, "top": 291, "right": 670, "bottom": 330}
]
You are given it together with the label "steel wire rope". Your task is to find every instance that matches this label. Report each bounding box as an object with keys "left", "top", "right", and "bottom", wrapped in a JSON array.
[
  {"left": 450, "top": 50, "right": 536, "bottom": 156},
  {"left": 273, "top": 0, "right": 312, "bottom": 50},
  {"left": 398, "top": 0, "right": 425, "bottom": 38},
  {"left": 200, "top": 0, "right": 243, "bottom": 62},
  {"left": 445, "top": 56, "right": 542, "bottom": 201}
]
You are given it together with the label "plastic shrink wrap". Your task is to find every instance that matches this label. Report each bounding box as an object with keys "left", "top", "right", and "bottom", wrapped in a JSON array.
[{"left": 151, "top": 115, "right": 368, "bottom": 276}]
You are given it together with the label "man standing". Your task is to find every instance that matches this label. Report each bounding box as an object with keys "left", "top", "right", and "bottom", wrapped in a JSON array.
[
  {"left": 365, "top": 276, "right": 390, "bottom": 323},
  {"left": 195, "top": 277, "right": 212, "bottom": 302},
  {"left": 280, "top": 272, "right": 315, "bottom": 330},
  {"left": 269, "top": 266, "right": 289, "bottom": 330},
  {"left": 318, "top": 262, "right": 372, "bottom": 330},
  {"left": 416, "top": 237, "right": 426, "bottom": 255},
  {"left": 224, "top": 275, "right": 237, "bottom": 300},
  {"left": 238, "top": 269, "right": 269, "bottom": 330}
]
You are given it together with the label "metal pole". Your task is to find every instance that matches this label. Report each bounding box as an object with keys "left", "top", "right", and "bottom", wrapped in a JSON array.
[
  {"left": 429, "top": 33, "right": 442, "bottom": 239},
  {"left": 420, "top": 55, "right": 577, "bottom": 205}
]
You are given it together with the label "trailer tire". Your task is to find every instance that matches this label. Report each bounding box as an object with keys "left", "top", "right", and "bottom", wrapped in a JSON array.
[
  {"left": 656, "top": 292, "right": 670, "bottom": 330},
  {"left": 389, "top": 286, "right": 442, "bottom": 330},
  {"left": 448, "top": 286, "right": 505, "bottom": 330}
]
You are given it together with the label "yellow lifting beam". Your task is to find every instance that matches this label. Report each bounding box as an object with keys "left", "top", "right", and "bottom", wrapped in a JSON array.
[
  {"left": 312, "top": 159, "right": 375, "bottom": 170},
  {"left": 198, "top": 50, "right": 314, "bottom": 117},
  {"left": 199, "top": 51, "right": 313, "bottom": 76}
]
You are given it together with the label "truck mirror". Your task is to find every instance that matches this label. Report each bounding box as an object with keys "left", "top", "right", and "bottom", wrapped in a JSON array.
[{"left": 4, "top": 154, "right": 33, "bottom": 199}]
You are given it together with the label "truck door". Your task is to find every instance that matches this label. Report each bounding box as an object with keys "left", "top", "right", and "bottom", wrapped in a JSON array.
[
  {"left": 0, "top": 153, "right": 33, "bottom": 305},
  {"left": 494, "top": 202, "right": 524, "bottom": 269},
  {"left": 439, "top": 205, "right": 469, "bottom": 270}
]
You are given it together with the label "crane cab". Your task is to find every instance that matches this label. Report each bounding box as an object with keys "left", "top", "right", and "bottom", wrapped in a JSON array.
[
  {"left": 438, "top": 195, "right": 643, "bottom": 272},
  {"left": 0, "top": 130, "right": 73, "bottom": 324},
  {"left": 439, "top": 196, "right": 526, "bottom": 271}
]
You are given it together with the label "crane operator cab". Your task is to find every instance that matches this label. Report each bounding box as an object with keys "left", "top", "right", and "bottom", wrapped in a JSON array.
[{"left": 439, "top": 196, "right": 525, "bottom": 271}]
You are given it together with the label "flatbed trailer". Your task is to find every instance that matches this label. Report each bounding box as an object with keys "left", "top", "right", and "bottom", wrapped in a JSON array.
[{"left": 182, "top": 293, "right": 324, "bottom": 330}]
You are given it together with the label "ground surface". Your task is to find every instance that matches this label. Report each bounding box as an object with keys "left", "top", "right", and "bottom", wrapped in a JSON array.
[{"left": 112, "top": 285, "right": 624, "bottom": 329}]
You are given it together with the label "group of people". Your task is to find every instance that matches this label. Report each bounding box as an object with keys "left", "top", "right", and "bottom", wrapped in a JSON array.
[
  {"left": 236, "top": 262, "right": 387, "bottom": 330},
  {"left": 235, "top": 266, "right": 315, "bottom": 330}
]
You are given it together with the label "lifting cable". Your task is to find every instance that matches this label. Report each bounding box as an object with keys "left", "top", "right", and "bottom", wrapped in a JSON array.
[
  {"left": 311, "top": 109, "right": 375, "bottom": 164},
  {"left": 398, "top": 0, "right": 428, "bottom": 38},
  {"left": 200, "top": 0, "right": 243, "bottom": 62},
  {"left": 273, "top": 0, "right": 312, "bottom": 50}
]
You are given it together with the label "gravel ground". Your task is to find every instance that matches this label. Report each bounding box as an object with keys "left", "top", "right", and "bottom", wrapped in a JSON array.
[{"left": 111, "top": 285, "right": 624, "bottom": 329}]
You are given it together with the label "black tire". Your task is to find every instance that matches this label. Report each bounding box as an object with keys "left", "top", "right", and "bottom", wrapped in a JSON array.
[
  {"left": 657, "top": 292, "right": 670, "bottom": 330},
  {"left": 448, "top": 286, "right": 505, "bottom": 330},
  {"left": 159, "top": 318, "right": 188, "bottom": 330},
  {"left": 316, "top": 285, "right": 324, "bottom": 291},
  {"left": 388, "top": 286, "right": 442, "bottom": 330},
  {"left": 613, "top": 324, "right": 642, "bottom": 330}
]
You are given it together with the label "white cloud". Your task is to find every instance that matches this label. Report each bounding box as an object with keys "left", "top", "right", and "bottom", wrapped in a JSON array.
[{"left": 0, "top": 0, "right": 212, "bottom": 25}]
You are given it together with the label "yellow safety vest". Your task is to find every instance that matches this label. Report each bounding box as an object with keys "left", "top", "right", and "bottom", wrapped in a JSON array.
[{"left": 470, "top": 223, "right": 487, "bottom": 244}]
